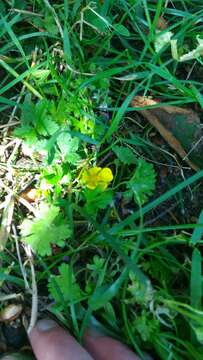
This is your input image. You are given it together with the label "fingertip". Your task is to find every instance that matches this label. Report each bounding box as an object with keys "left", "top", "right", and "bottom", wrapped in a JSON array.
[
  {"left": 84, "top": 330, "right": 141, "bottom": 360},
  {"left": 29, "top": 319, "right": 58, "bottom": 335},
  {"left": 28, "top": 319, "right": 58, "bottom": 351},
  {"left": 29, "top": 319, "right": 93, "bottom": 360}
]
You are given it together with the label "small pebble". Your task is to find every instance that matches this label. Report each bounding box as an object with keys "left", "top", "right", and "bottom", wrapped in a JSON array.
[{"left": 0, "top": 305, "right": 22, "bottom": 323}]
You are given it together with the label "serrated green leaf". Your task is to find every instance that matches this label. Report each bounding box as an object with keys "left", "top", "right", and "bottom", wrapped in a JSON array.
[
  {"left": 84, "top": 189, "right": 113, "bottom": 216},
  {"left": 125, "top": 159, "right": 156, "bottom": 205},
  {"left": 37, "top": 116, "right": 59, "bottom": 136},
  {"left": 14, "top": 97, "right": 59, "bottom": 147},
  {"left": 48, "top": 263, "right": 82, "bottom": 304},
  {"left": 57, "top": 132, "right": 80, "bottom": 164},
  {"left": 14, "top": 125, "right": 37, "bottom": 145},
  {"left": 112, "top": 145, "right": 136, "bottom": 164},
  {"left": 57, "top": 132, "right": 71, "bottom": 154},
  {"left": 20, "top": 203, "right": 71, "bottom": 256},
  {"left": 67, "top": 152, "right": 81, "bottom": 164}
]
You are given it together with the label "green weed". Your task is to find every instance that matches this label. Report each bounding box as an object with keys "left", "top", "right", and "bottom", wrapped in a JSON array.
[{"left": 0, "top": 1, "right": 203, "bottom": 359}]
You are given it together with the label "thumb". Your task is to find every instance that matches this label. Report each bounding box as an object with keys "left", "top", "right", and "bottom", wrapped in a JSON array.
[{"left": 29, "top": 319, "right": 93, "bottom": 360}]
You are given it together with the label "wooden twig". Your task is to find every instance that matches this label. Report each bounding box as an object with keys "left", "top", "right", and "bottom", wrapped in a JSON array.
[{"left": 0, "top": 121, "right": 20, "bottom": 129}]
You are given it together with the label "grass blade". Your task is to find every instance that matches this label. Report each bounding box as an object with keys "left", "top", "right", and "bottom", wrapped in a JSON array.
[
  {"left": 0, "top": 59, "right": 43, "bottom": 99},
  {"left": 112, "top": 169, "right": 203, "bottom": 233},
  {"left": 190, "top": 248, "right": 202, "bottom": 309},
  {"left": 104, "top": 87, "right": 138, "bottom": 140},
  {"left": 191, "top": 210, "right": 203, "bottom": 245},
  {"left": 1, "top": 14, "right": 28, "bottom": 67}
]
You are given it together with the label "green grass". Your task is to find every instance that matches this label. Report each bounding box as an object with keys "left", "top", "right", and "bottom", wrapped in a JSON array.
[{"left": 0, "top": 1, "right": 203, "bottom": 359}]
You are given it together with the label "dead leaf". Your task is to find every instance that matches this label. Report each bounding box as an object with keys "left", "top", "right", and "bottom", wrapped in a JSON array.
[
  {"left": 156, "top": 16, "right": 168, "bottom": 30},
  {"left": 131, "top": 96, "right": 203, "bottom": 170},
  {"left": 20, "top": 188, "right": 39, "bottom": 203}
]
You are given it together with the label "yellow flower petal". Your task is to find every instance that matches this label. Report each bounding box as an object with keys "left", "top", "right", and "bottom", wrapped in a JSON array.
[
  {"left": 99, "top": 168, "right": 113, "bottom": 182},
  {"left": 89, "top": 167, "right": 101, "bottom": 176},
  {"left": 81, "top": 171, "right": 89, "bottom": 183},
  {"left": 85, "top": 177, "right": 98, "bottom": 189},
  {"left": 81, "top": 166, "right": 113, "bottom": 190}
]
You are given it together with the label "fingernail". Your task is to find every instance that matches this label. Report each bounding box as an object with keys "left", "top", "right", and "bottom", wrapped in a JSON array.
[{"left": 36, "top": 319, "right": 57, "bottom": 332}]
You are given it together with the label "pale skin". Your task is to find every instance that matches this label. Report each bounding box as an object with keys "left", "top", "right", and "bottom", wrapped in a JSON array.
[{"left": 29, "top": 319, "right": 140, "bottom": 360}]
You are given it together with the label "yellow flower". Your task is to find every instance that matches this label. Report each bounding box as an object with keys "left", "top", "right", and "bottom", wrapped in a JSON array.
[{"left": 82, "top": 167, "right": 113, "bottom": 190}]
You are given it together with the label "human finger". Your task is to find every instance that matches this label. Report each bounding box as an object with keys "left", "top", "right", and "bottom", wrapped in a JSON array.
[
  {"left": 84, "top": 330, "right": 140, "bottom": 360},
  {"left": 29, "top": 319, "right": 93, "bottom": 360}
]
